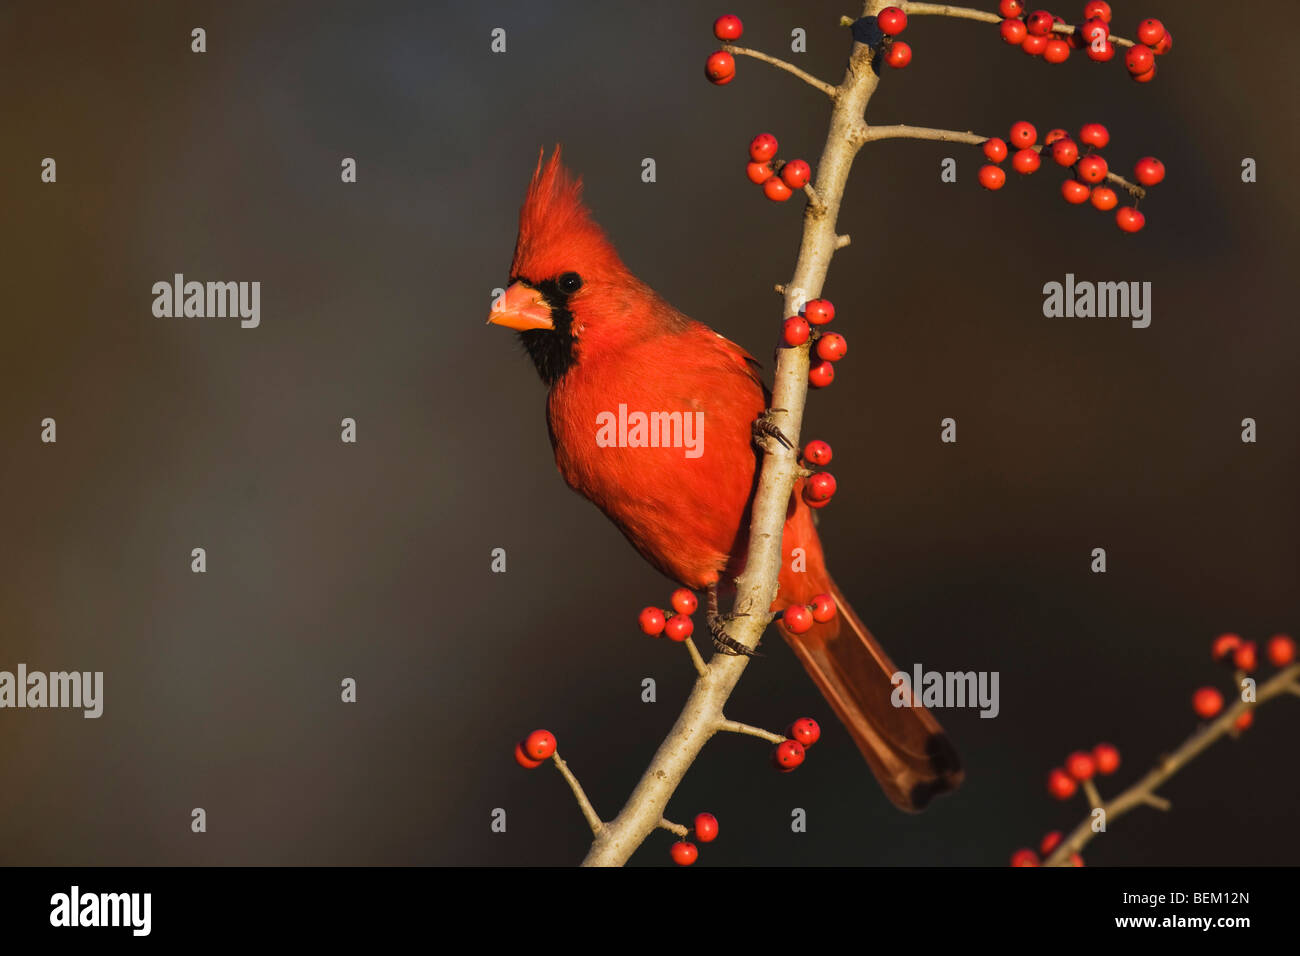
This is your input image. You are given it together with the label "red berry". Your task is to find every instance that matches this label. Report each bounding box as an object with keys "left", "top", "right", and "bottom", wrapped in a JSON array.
[
  {"left": 983, "top": 137, "right": 1008, "bottom": 162},
  {"left": 514, "top": 741, "right": 544, "bottom": 769},
  {"left": 713, "top": 14, "right": 743, "bottom": 42},
  {"left": 1086, "top": 39, "right": 1115, "bottom": 62},
  {"left": 885, "top": 41, "right": 912, "bottom": 69},
  {"left": 1010, "top": 849, "right": 1040, "bottom": 867},
  {"left": 1070, "top": 853, "right": 1085, "bottom": 867},
  {"left": 1125, "top": 44, "right": 1154, "bottom": 76},
  {"left": 999, "top": 18, "right": 1027, "bottom": 45},
  {"left": 1192, "top": 686, "right": 1224, "bottom": 719},
  {"left": 1040, "top": 831, "right": 1063, "bottom": 855},
  {"left": 1021, "top": 33, "right": 1048, "bottom": 56},
  {"left": 782, "top": 316, "right": 810, "bottom": 347},
  {"left": 1234, "top": 710, "right": 1254, "bottom": 731},
  {"left": 803, "top": 299, "right": 835, "bottom": 325},
  {"left": 1267, "top": 634, "right": 1296, "bottom": 667},
  {"left": 746, "top": 161, "right": 774, "bottom": 184},
  {"left": 694, "top": 812, "right": 719, "bottom": 842},
  {"left": 782, "top": 604, "right": 814, "bottom": 634},
  {"left": 523, "top": 729, "right": 557, "bottom": 761},
  {"left": 808, "top": 360, "right": 835, "bottom": 389},
  {"left": 1089, "top": 186, "right": 1117, "bottom": 211},
  {"left": 1115, "top": 206, "right": 1145, "bottom": 233},
  {"left": 1011, "top": 148, "right": 1041, "bottom": 174},
  {"left": 1132, "top": 64, "right": 1157, "bottom": 84},
  {"left": 1076, "top": 154, "right": 1107, "bottom": 183},
  {"left": 671, "top": 588, "right": 698, "bottom": 616},
  {"left": 804, "top": 471, "right": 836, "bottom": 502},
  {"left": 1153, "top": 30, "right": 1173, "bottom": 56},
  {"left": 1093, "top": 743, "right": 1121, "bottom": 775},
  {"left": 670, "top": 840, "right": 698, "bottom": 865},
  {"left": 639, "top": 607, "right": 667, "bottom": 636},
  {"left": 1078, "top": 122, "right": 1109, "bottom": 149},
  {"left": 1133, "top": 156, "right": 1165, "bottom": 186},
  {"left": 1009, "top": 121, "right": 1037, "bottom": 148},
  {"left": 979, "top": 164, "right": 1007, "bottom": 190},
  {"left": 788, "top": 717, "right": 822, "bottom": 746},
  {"left": 1136, "top": 18, "right": 1165, "bottom": 47},
  {"left": 664, "top": 613, "right": 694, "bottom": 642},
  {"left": 1044, "top": 128, "right": 1069, "bottom": 146},
  {"left": 763, "top": 176, "right": 793, "bottom": 202},
  {"left": 816, "top": 332, "right": 848, "bottom": 362},
  {"left": 705, "top": 51, "right": 736, "bottom": 84},
  {"left": 1082, "top": 1, "right": 1111, "bottom": 22},
  {"left": 1211, "top": 632, "right": 1242, "bottom": 661},
  {"left": 1065, "top": 750, "right": 1096, "bottom": 781},
  {"left": 1044, "top": 38, "right": 1070, "bottom": 63},
  {"left": 749, "top": 133, "right": 779, "bottom": 163},
  {"left": 1025, "top": 10, "right": 1053, "bottom": 36},
  {"left": 1050, "top": 138, "right": 1079, "bottom": 167},
  {"left": 878, "top": 6, "right": 907, "bottom": 36},
  {"left": 1233, "top": 641, "right": 1258, "bottom": 672},
  {"left": 809, "top": 594, "right": 836, "bottom": 624},
  {"left": 1061, "top": 179, "right": 1091, "bottom": 204},
  {"left": 772, "top": 739, "right": 806, "bottom": 771},
  {"left": 1047, "top": 767, "right": 1077, "bottom": 800},
  {"left": 780, "top": 159, "right": 811, "bottom": 190},
  {"left": 999, "top": 0, "right": 1024, "bottom": 16},
  {"left": 802, "top": 439, "right": 832, "bottom": 466}
]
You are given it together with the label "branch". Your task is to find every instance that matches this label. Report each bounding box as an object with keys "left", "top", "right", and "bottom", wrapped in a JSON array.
[
  {"left": 722, "top": 43, "right": 839, "bottom": 100},
  {"left": 897, "top": 2, "right": 1136, "bottom": 46},
  {"left": 579, "top": 1, "right": 887, "bottom": 868},
  {"left": 862, "top": 124, "right": 1147, "bottom": 198},
  {"left": 1043, "top": 663, "right": 1300, "bottom": 866}
]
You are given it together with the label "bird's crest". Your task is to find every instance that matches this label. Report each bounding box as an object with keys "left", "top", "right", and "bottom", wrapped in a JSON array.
[{"left": 510, "top": 147, "right": 625, "bottom": 283}]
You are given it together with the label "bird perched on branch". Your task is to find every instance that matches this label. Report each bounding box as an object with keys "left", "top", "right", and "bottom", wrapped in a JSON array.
[{"left": 488, "top": 148, "right": 962, "bottom": 811}]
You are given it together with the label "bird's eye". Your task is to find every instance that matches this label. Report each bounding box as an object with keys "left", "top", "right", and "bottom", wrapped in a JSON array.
[{"left": 557, "top": 272, "right": 583, "bottom": 294}]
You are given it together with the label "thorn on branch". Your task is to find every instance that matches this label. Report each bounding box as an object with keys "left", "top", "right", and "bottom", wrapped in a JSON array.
[{"left": 834, "top": 234, "right": 851, "bottom": 249}]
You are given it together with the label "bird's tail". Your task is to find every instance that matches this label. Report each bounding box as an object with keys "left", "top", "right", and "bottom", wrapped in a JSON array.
[{"left": 774, "top": 487, "right": 963, "bottom": 812}]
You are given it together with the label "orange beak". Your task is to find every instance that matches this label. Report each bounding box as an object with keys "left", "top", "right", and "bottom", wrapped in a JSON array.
[{"left": 487, "top": 281, "right": 554, "bottom": 332}]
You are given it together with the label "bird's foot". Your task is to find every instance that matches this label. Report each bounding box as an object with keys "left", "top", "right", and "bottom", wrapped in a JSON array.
[
  {"left": 708, "top": 610, "right": 760, "bottom": 657},
  {"left": 752, "top": 409, "right": 793, "bottom": 455}
]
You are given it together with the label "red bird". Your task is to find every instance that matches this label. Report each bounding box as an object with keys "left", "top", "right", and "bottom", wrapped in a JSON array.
[{"left": 489, "top": 150, "right": 962, "bottom": 811}]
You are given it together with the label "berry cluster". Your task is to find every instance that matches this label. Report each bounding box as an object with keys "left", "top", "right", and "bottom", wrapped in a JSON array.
[
  {"left": 772, "top": 717, "right": 822, "bottom": 772},
  {"left": 876, "top": 7, "right": 913, "bottom": 69},
  {"left": 997, "top": 1, "right": 1172, "bottom": 79},
  {"left": 670, "top": 812, "right": 721, "bottom": 866},
  {"left": 704, "top": 15, "right": 743, "bottom": 84},
  {"left": 638, "top": 587, "right": 699, "bottom": 642},
  {"left": 744, "top": 132, "right": 813, "bottom": 203},
  {"left": 978, "top": 120, "right": 1163, "bottom": 233},
  {"left": 1194, "top": 633, "right": 1295, "bottom": 723},
  {"left": 781, "top": 592, "right": 837, "bottom": 635},
  {"left": 798, "top": 438, "right": 838, "bottom": 510},
  {"left": 1046, "top": 742, "right": 1121, "bottom": 801},
  {"left": 1011, "top": 832, "right": 1083, "bottom": 867},
  {"left": 782, "top": 298, "right": 845, "bottom": 389}
]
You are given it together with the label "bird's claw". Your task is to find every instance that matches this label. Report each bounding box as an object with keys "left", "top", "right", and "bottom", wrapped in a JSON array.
[
  {"left": 708, "top": 610, "right": 760, "bottom": 657},
  {"left": 752, "top": 410, "right": 793, "bottom": 453}
]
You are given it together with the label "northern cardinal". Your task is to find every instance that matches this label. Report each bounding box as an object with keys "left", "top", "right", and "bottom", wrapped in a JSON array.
[{"left": 489, "top": 150, "right": 962, "bottom": 811}]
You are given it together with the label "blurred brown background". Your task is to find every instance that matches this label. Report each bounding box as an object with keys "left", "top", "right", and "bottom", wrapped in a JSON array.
[{"left": 1, "top": 0, "right": 1296, "bottom": 866}]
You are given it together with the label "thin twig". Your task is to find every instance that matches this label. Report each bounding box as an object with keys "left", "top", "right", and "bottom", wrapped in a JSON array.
[
  {"left": 862, "top": 124, "right": 1147, "bottom": 198},
  {"left": 552, "top": 752, "right": 603, "bottom": 836},
  {"left": 657, "top": 818, "right": 689, "bottom": 837},
  {"left": 717, "top": 719, "right": 786, "bottom": 744},
  {"left": 684, "top": 637, "right": 708, "bottom": 677},
  {"left": 1043, "top": 663, "right": 1300, "bottom": 866},
  {"left": 722, "top": 43, "right": 839, "bottom": 99}
]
